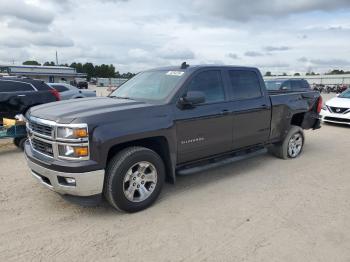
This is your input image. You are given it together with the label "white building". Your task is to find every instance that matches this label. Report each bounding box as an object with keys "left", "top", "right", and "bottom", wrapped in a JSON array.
[
  {"left": 264, "top": 74, "right": 350, "bottom": 86},
  {"left": 0, "top": 65, "right": 86, "bottom": 83},
  {"left": 97, "top": 78, "right": 128, "bottom": 87}
]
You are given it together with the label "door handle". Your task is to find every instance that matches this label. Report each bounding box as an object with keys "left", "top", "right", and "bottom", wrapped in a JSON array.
[
  {"left": 17, "top": 95, "right": 26, "bottom": 97},
  {"left": 221, "top": 109, "right": 230, "bottom": 115},
  {"left": 260, "top": 104, "right": 268, "bottom": 109}
]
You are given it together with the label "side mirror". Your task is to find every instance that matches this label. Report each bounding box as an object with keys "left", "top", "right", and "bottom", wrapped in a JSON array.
[{"left": 178, "top": 91, "right": 205, "bottom": 108}]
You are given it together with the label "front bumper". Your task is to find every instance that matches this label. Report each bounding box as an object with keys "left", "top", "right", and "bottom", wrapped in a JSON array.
[
  {"left": 320, "top": 109, "right": 350, "bottom": 125},
  {"left": 26, "top": 153, "right": 105, "bottom": 197}
]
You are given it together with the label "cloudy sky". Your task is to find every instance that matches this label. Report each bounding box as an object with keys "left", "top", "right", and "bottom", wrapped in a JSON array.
[{"left": 0, "top": 0, "right": 350, "bottom": 73}]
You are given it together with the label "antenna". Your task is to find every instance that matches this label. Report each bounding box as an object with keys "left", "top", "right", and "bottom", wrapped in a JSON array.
[{"left": 181, "top": 62, "right": 189, "bottom": 69}]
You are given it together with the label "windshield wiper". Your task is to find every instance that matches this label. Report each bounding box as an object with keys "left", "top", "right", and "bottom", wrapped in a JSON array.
[{"left": 110, "top": 96, "right": 133, "bottom": 100}]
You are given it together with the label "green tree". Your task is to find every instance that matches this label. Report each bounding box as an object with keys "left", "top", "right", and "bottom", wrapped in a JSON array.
[
  {"left": 43, "top": 61, "right": 56, "bottom": 66},
  {"left": 70, "top": 62, "right": 83, "bottom": 73},
  {"left": 23, "top": 60, "right": 41, "bottom": 66},
  {"left": 121, "top": 72, "right": 136, "bottom": 79},
  {"left": 82, "top": 63, "right": 95, "bottom": 80},
  {"left": 294, "top": 73, "right": 301, "bottom": 76},
  {"left": 265, "top": 71, "right": 272, "bottom": 76}
]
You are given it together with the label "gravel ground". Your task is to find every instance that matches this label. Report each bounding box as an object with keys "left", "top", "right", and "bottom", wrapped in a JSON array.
[{"left": 1, "top": 94, "right": 349, "bottom": 262}]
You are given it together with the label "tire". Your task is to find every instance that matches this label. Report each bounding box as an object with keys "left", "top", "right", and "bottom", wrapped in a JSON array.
[
  {"left": 104, "top": 147, "right": 165, "bottom": 212},
  {"left": 268, "top": 125, "right": 305, "bottom": 159},
  {"left": 13, "top": 137, "right": 27, "bottom": 151}
]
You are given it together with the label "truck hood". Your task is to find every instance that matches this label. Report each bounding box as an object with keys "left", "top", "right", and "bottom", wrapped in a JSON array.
[
  {"left": 28, "top": 97, "right": 152, "bottom": 124},
  {"left": 326, "top": 97, "right": 350, "bottom": 108}
]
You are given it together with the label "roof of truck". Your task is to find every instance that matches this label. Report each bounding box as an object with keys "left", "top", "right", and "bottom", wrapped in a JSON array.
[{"left": 147, "top": 64, "right": 259, "bottom": 73}]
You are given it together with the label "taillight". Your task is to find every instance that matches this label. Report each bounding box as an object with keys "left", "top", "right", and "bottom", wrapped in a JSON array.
[
  {"left": 317, "top": 96, "right": 323, "bottom": 113},
  {"left": 50, "top": 88, "right": 61, "bottom": 101}
]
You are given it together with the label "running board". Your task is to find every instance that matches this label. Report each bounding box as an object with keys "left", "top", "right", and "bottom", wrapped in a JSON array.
[{"left": 177, "top": 148, "right": 267, "bottom": 176}]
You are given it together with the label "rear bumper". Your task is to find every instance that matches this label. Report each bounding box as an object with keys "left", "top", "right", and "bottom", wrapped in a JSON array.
[{"left": 25, "top": 154, "right": 105, "bottom": 197}]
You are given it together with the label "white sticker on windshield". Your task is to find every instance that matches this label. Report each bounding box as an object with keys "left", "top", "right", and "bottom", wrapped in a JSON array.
[{"left": 166, "top": 71, "right": 184, "bottom": 76}]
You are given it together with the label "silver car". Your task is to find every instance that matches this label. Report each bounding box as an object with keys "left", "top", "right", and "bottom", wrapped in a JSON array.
[{"left": 48, "top": 83, "right": 96, "bottom": 100}]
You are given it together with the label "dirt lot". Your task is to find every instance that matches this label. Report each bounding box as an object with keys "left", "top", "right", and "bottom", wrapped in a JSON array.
[{"left": 1, "top": 95, "right": 350, "bottom": 262}]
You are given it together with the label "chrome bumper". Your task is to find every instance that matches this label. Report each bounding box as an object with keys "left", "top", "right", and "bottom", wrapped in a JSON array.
[{"left": 26, "top": 156, "right": 105, "bottom": 197}]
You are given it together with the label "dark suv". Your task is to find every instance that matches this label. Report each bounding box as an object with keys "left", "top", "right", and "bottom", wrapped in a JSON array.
[
  {"left": 0, "top": 77, "right": 60, "bottom": 123},
  {"left": 265, "top": 79, "right": 311, "bottom": 92}
]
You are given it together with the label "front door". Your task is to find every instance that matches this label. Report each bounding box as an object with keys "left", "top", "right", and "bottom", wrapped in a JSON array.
[{"left": 175, "top": 70, "right": 232, "bottom": 163}]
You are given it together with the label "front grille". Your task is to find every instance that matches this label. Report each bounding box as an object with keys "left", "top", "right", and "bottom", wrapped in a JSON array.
[
  {"left": 31, "top": 138, "right": 54, "bottom": 157},
  {"left": 324, "top": 117, "right": 350, "bottom": 123},
  {"left": 29, "top": 121, "right": 53, "bottom": 137},
  {"left": 329, "top": 107, "right": 349, "bottom": 114}
]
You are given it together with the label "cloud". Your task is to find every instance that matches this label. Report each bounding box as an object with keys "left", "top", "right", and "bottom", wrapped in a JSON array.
[
  {"left": 0, "top": 0, "right": 53, "bottom": 25},
  {"left": 192, "top": 0, "right": 350, "bottom": 21},
  {"left": 309, "top": 59, "right": 350, "bottom": 66},
  {"left": 263, "top": 46, "right": 291, "bottom": 52},
  {"left": 0, "top": 0, "right": 350, "bottom": 73},
  {"left": 298, "top": 57, "right": 308, "bottom": 63},
  {"left": 227, "top": 53, "right": 240, "bottom": 59},
  {"left": 244, "top": 51, "right": 264, "bottom": 57},
  {"left": 157, "top": 48, "right": 195, "bottom": 60},
  {"left": 0, "top": 33, "right": 74, "bottom": 48}
]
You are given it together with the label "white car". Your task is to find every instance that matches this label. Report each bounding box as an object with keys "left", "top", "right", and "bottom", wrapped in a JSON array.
[
  {"left": 321, "top": 89, "right": 350, "bottom": 125},
  {"left": 48, "top": 83, "right": 96, "bottom": 100}
]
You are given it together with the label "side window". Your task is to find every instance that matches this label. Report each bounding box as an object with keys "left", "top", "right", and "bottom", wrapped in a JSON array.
[
  {"left": 187, "top": 70, "right": 225, "bottom": 103},
  {"left": 291, "top": 80, "right": 302, "bottom": 90},
  {"left": 281, "top": 81, "right": 291, "bottom": 90},
  {"left": 0, "top": 81, "right": 34, "bottom": 92},
  {"left": 228, "top": 70, "right": 262, "bottom": 99},
  {"left": 35, "top": 82, "right": 52, "bottom": 91},
  {"left": 302, "top": 80, "right": 310, "bottom": 89},
  {"left": 53, "top": 85, "right": 69, "bottom": 92}
]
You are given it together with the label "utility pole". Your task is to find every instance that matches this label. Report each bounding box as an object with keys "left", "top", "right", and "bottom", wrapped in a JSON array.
[{"left": 55, "top": 51, "right": 59, "bottom": 65}]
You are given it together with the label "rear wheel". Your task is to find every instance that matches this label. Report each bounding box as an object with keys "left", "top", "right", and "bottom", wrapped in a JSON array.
[
  {"left": 268, "top": 125, "right": 304, "bottom": 159},
  {"left": 104, "top": 147, "right": 165, "bottom": 212}
]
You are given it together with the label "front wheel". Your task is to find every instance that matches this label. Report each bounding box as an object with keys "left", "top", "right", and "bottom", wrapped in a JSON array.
[
  {"left": 104, "top": 147, "right": 165, "bottom": 212},
  {"left": 13, "top": 137, "right": 27, "bottom": 151},
  {"left": 268, "top": 126, "right": 305, "bottom": 159}
]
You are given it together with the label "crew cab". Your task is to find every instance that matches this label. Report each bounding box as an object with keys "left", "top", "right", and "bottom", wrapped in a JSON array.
[
  {"left": 24, "top": 65, "right": 322, "bottom": 212},
  {"left": 0, "top": 77, "right": 60, "bottom": 124}
]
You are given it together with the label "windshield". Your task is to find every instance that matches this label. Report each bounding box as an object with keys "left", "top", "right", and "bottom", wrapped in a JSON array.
[
  {"left": 339, "top": 89, "right": 350, "bottom": 98},
  {"left": 265, "top": 81, "right": 282, "bottom": 90},
  {"left": 110, "top": 70, "right": 186, "bottom": 101}
]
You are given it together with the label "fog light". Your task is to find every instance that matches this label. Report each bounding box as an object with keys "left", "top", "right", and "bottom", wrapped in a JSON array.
[{"left": 65, "top": 177, "right": 76, "bottom": 185}]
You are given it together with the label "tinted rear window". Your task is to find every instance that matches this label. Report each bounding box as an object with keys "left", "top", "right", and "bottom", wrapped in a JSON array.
[
  {"left": 228, "top": 70, "right": 262, "bottom": 99},
  {"left": 0, "top": 80, "right": 35, "bottom": 92},
  {"left": 35, "top": 82, "right": 52, "bottom": 91},
  {"left": 52, "top": 85, "right": 69, "bottom": 92}
]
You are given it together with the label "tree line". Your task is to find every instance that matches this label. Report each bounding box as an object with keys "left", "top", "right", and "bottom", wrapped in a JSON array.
[
  {"left": 265, "top": 69, "right": 350, "bottom": 77},
  {"left": 22, "top": 60, "right": 136, "bottom": 80}
]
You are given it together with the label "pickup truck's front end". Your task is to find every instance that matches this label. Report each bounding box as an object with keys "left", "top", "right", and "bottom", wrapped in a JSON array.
[{"left": 25, "top": 115, "right": 105, "bottom": 198}]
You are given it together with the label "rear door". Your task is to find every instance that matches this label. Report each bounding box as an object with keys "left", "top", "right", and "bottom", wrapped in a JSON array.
[
  {"left": 0, "top": 80, "right": 36, "bottom": 121},
  {"left": 225, "top": 69, "right": 272, "bottom": 150},
  {"left": 175, "top": 69, "right": 232, "bottom": 163}
]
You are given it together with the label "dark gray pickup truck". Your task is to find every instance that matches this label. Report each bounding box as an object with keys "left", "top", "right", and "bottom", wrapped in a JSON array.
[{"left": 25, "top": 64, "right": 322, "bottom": 212}]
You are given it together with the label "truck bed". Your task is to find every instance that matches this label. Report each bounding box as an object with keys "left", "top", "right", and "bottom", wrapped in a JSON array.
[{"left": 268, "top": 90, "right": 321, "bottom": 142}]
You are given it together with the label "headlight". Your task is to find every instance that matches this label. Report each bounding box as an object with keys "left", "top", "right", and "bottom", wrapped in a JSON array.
[
  {"left": 57, "top": 127, "right": 88, "bottom": 140},
  {"left": 58, "top": 145, "right": 89, "bottom": 159},
  {"left": 322, "top": 105, "right": 328, "bottom": 111}
]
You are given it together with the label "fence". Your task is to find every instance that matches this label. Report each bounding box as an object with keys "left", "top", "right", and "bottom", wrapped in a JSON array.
[{"left": 264, "top": 74, "right": 350, "bottom": 86}]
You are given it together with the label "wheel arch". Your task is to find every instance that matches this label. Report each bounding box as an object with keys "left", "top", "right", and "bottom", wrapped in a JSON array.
[{"left": 106, "top": 136, "right": 176, "bottom": 184}]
